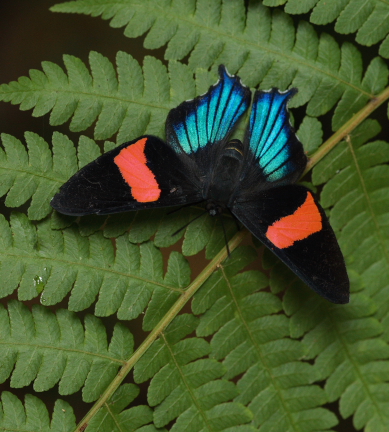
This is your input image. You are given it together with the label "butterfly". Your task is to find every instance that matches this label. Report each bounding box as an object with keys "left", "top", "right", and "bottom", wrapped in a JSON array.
[{"left": 51, "top": 65, "right": 349, "bottom": 304}]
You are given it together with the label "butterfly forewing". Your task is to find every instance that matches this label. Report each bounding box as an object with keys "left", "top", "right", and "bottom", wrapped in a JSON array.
[{"left": 51, "top": 136, "right": 203, "bottom": 216}]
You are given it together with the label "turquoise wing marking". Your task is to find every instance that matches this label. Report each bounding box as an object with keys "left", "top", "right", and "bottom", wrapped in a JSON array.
[
  {"left": 166, "top": 65, "right": 251, "bottom": 154},
  {"left": 247, "top": 88, "right": 306, "bottom": 183}
]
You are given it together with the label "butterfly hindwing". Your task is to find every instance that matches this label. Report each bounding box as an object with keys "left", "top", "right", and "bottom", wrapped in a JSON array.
[
  {"left": 166, "top": 65, "right": 251, "bottom": 156},
  {"left": 240, "top": 89, "right": 307, "bottom": 190},
  {"left": 51, "top": 135, "right": 203, "bottom": 216},
  {"left": 232, "top": 185, "right": 349, "bottom": 304}
]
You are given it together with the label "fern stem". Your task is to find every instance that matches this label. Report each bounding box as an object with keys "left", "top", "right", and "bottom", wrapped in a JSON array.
[
  {"left": 74, "top": 230, "right": 248, "bottom": 432},
  {"left": 304, "top": 85, "right": 389, "bottom": 175}
]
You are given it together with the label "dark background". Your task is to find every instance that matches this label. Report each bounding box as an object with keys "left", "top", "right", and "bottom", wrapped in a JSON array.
[{"left": 0, "top": 0, "right": 156, "bottom": 143}]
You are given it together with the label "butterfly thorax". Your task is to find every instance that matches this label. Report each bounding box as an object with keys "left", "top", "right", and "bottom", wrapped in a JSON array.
[{"left": 205, "top": 139, "right": 244, "bottom": 214}]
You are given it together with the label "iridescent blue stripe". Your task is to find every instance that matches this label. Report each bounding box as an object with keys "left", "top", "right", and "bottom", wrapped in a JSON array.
[
  {"left": 216, "top": 83, "right": 247, "bottom": 143},
  {"left": 171, "top": 66, "right": 250, "bottom": 154},
  {"left": 264, "top": 146, "right": 289, "bottom": 177},
  {"left": 208, "top": 83, "right": 222, "bottom": 144},
  {"left": 248, "top": 89, "right": 295, "bottom": 182},
  {"left": 175, "top": 124, "right": 192, "bottom": 153},
  {"left": 211, "top": 75, "right": 231, "bottom": 143},
  {"left": 262, "top": 133, "right": 288, "bottom": 171},
  {"left": 267, "top": 164, "right": 290, "bottom": 182},
  {"left": 259, "top": 104, "right": 286, "bottom": 157}
]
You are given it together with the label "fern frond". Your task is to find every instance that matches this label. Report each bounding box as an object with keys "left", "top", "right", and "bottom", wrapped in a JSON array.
[
  {"left": 284, "top": 287, "right": 389, "bottom": 431},
  {"left": 0, "top": 300, "right": 134, "bottom": 402},
  {"left": 134, "top": 313, "right": 254, "bottom": 431},
  {"left": 0, "top": 54, "right": 196, "bottom": 142},
  {"left": 271, "top": 119, "right": 389, "bottom": 430},
  {"left": 296, "top": 116, "right": 323, "bottom": 155},
  {"left": 0, "top": 213, "right": 193, "bottom": 326},
  {"left": 191, "top": 249, "right": 337, "bottom": 431},
  {"left": 86, "top": 384, "right": 158, "bottom": 432},
  {"left": 0, "top": 392, "right": 76, "bottom": 431},
  {"left": 0, "top": 388, "right": 156, "bottom": 432},
  {"left": 312, "top": 119, "right": 389, "bottom": 320},
  {"left": 49, "top": 1, "right": 389, "bottom": 130},
  {"left": 279, "top": 0, "right": 389, "bottom": 58},
  {"left": 0, "top": 132, "right": 82, "bottom": 221},
  {"left": 101, "top": 205, "right": 237, "bottom": 259},
  {"left": 2, "top": 2, "right": 389, "bottom": 430}
]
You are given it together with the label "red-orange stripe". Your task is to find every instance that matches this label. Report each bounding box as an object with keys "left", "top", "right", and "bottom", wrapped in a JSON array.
[
  {"left": 266, "top": 192, "right": 322, "bottom": 249},
  {"left": 114, "top": 137, "right": 161, "bottom": 202}
]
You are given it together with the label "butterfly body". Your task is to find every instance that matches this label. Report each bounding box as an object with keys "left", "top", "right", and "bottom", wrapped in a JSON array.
[{"left": 52, "top": 65, "right": 349, "bottom": 304}]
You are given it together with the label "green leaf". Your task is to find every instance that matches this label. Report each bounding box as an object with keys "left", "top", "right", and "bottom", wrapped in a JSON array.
[
  {"left": 275, "top": 0, "right": 389, "bottom": 58},
  {"left": 195, "top": 255, "right": 336, "bottom": 431},
  {"left": 0, "top": 3, "right": 384, "bottom": 141},
  {"left": 134, "top": 314, "right": 252, "bottom": 430},
  {"left": 0, "top": 212, "right": 192, "bottom": 323},
  {"left": 2, "top": 2, "right": 389, "bottom": 430},
  {"left": 286, "top": 122, "right": 389, "bottom": 427},
  {"left": 0, "top": 392, "right": 76, "bottom": 432},
  {"left": 86, "top": 384, "right": 155, "bottom": 432},
  {"left": 0, "top": 301, "right": 133, "bottom": 402},
  {"left": 284, "top": 289, "right": 389, "bottom": 431},
  {"left": 312, "top": 120, "right": 389, "bottom": 321},
  {"left": 0, "top": 53, "right": 193, "bottom": 142},
  {"left": 311, "top": 0, "right": 351, "bottom": 25},
  {"left": 296, "top": 116, "right": 323, "bottom": 154},
  {"left": 0, "top": 132, "right": 77, "bottom": 220},
  {"left": 285, "top": 0, "right": 320, "bottom": 15}
]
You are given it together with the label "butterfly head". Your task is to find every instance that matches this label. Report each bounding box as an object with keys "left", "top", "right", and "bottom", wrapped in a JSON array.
[{"left": 206, "top": 200, "right": 225, "bottom": 217}]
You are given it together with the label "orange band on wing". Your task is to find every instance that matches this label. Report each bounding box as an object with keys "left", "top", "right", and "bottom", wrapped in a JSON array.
[
  {"left": 114, "top": 137, "right": 161, "bottom": 202},
  {"left": 266, "top": 192, "right": 322, "bottom": 249}
]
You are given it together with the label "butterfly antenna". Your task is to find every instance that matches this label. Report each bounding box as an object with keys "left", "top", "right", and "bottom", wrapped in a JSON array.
[
  {"left": 171, "top": 211, "right": 207, "bottom": 236},
  {"left": 227, "top": 207, "right": 241, "bottom": 231},
  {"left": 219, "top": 216, "right": 231, "bottom": 257}
]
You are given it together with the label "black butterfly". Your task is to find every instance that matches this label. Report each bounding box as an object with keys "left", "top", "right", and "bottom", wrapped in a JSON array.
[{"left": 51, "top": 65, "right": 349, "bottom": 304}]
